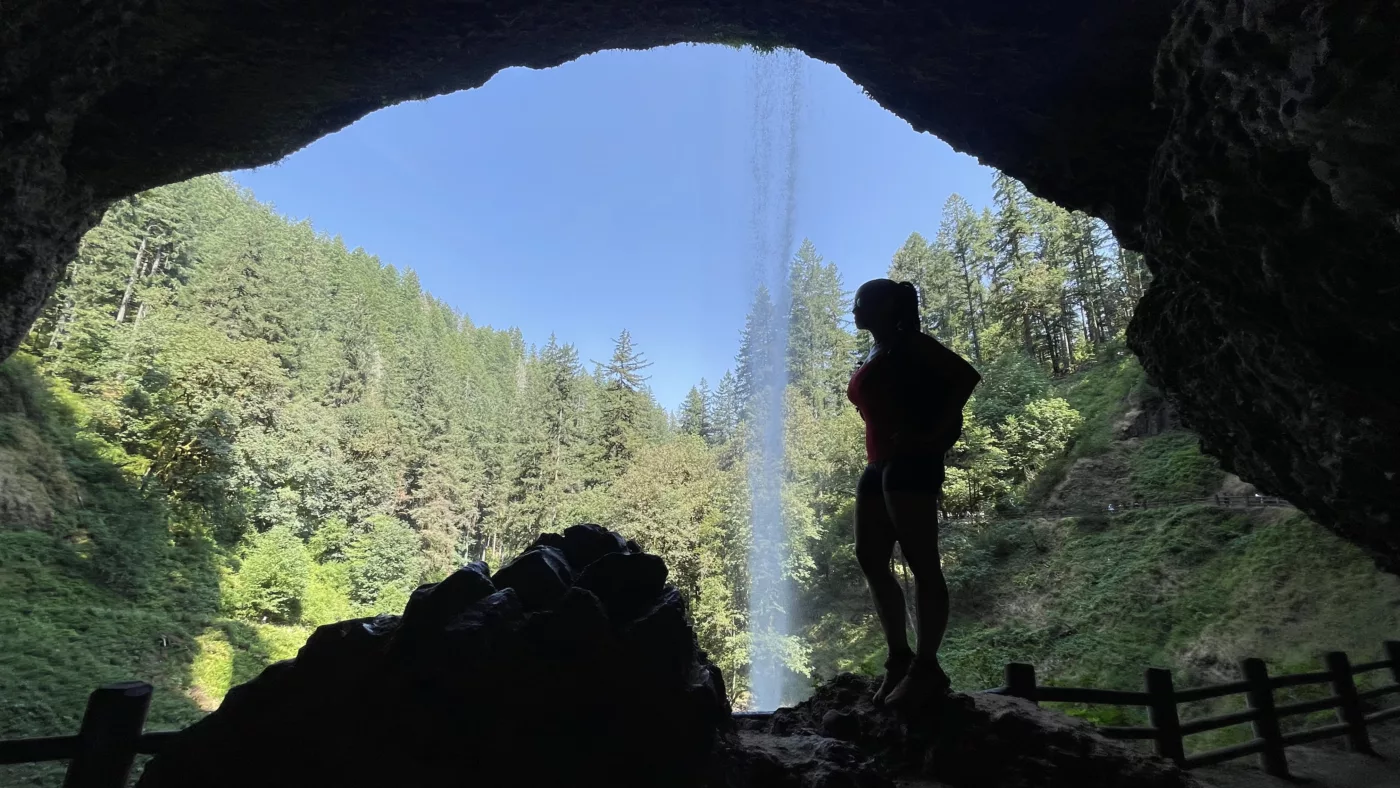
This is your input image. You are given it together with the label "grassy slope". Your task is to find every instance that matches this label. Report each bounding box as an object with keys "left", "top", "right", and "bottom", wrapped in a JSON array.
[
  {"left": 3, "top": 351, "right": 1399, "bottom": 780},
  {"left": 808, "top": 348, "right": 1400, "bottom": 751},
  {"left": 0, "top": 359, "right": 305, "bottom": 787},
  {"left": 940, "top": 352, "right": 1400, "bottom": 750}
]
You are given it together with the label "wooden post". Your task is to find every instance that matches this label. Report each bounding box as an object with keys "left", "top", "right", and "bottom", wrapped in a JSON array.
[
  {"left": 1386, "top": 641, "right": 1400, "bottom": 685},
  {"left": 1146, "top": 667, "right": 1185, "bottom": 765},
  {"left": 1005, "top": 663, "right": 1039, "bottom": 705},
  {"left": 1325, "top": 651, "right": 1373, "bottom": 754},
  {"left": 1241, "top": 658, "right": 1289, "bottom": 778},
  {"left": 63, "top": 681, "right": 152, "bottom": 788}
]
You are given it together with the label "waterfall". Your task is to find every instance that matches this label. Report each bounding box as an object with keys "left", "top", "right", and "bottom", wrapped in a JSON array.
[{"left": 745, "top": 48, "right": 803, "bottom": 712}]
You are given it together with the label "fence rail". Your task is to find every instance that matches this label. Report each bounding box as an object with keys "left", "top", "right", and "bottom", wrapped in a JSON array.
[
  {"left": 996, "top": 493, "right": 1295, "bottom": 521},
  {"left": 987, "top": 640, "right": 1400, "bottom": 777},
  {"left": 6, "top": 641, "right": 1399, "bottom": 784}
]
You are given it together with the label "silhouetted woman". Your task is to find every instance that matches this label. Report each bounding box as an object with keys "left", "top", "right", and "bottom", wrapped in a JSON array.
[{"left": 847, "top": 279, "right": 980, "bottom": 708}]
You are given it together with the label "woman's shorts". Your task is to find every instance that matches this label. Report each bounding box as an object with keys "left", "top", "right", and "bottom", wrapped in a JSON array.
[{"left": 858, "top": 455, "right": 945, "bottom": 498}]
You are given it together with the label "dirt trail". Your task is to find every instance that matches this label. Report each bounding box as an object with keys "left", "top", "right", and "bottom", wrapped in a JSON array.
[{"left": 1196, "top": 721, "right": 1400, "bottom": 788}]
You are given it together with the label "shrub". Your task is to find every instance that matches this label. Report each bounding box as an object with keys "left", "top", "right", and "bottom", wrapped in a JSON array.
[
  {"left": 971, "top": 352, "right": 1050, "bottom": 426},
  {"left": 309, "top": 517, "right": 352, "bottom": 563},
  {"left": 1001, "top": 397, "right": 1083, "bottom": 482},
  {"left": 222, "top": 525, "right": 311, "bottom": 622},
  {"left": 301, "top": 561, "right": 355, "bottom": 626},
  {"left": 347, "top": 515, "right": 421, "bottom": 610}
]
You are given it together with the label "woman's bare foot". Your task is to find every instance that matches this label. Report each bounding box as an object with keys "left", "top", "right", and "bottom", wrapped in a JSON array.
[
  {"left": 872, "top": 649, "right": 914, "bottom": 706},
  {"left": 884, "top": 658, "right": 952, "bottom": 709}
]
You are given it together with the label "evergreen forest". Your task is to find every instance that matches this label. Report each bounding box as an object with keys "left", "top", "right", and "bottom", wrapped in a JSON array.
[{"left": 4, "top": 172, "right": 1398, "bottom": 786}]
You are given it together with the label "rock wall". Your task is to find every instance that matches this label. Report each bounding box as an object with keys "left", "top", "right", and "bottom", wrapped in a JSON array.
[
  {"left": 1, "top": 0, "right": 1397, "bottom": 565},
  {"left": 1131, "top": 0, "right": 1400, "bottom": 568}
]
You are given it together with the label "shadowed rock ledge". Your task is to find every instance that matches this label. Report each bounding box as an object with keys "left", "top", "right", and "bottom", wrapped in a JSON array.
[{"left": 721, "top": 674, "right": 1205, "bottom": 788}]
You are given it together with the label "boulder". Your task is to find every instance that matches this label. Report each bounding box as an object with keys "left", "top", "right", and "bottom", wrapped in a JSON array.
[{"left": 137, "top": 527, "right": 729, "bottom": 788}]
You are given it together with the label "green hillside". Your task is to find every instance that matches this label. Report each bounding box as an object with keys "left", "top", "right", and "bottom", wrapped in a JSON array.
[
  {"left": 804, "top": 355, "right": 1400, "bottom": 752},
  {"left": 6, "top": 348, "right": 1396, "bottom": 786},
  {"left": 4, "top": 174, "right": 1397, "bottom": 784}
]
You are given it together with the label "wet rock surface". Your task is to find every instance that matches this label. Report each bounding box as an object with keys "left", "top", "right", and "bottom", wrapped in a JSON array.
[
  {"left": 722, "top": 673, "right": 1205, "bottom": 788},
  {"left": 137, "top": 524, "right": 730, "bottom": 788}
]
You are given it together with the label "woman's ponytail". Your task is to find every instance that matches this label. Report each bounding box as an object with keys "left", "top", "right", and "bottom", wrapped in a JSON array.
[{"left": 895, "top": 281, "right": 921, "bottom": 333}]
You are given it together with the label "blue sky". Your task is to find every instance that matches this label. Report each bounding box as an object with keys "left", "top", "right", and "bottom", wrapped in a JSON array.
[{"left": 233, "top": 45, "right": 994, "bottom": 411}]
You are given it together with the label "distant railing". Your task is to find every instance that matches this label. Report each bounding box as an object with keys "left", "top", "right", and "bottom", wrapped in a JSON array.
[
  {"left": 1000, "top": 493, "right": 1294, "bottom": 520},
  {"left": 6, "top": 641, "right": 1397, "bottom": 784},
  {"left": 987, "top": 640, "right": 1400, "bottom": 777}
]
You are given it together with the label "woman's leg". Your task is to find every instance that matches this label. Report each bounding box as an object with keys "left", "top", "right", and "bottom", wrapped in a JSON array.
[
  {"left": 855, "top": 463, "right": 912, "bottom": 701},
  {"left": 882, "top": 460, "right": 951, "bottom": 707}
]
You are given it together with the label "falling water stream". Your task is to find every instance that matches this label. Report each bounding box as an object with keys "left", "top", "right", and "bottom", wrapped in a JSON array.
[{"left": 745, "top": 49, "right": 803, "bottom": 712}]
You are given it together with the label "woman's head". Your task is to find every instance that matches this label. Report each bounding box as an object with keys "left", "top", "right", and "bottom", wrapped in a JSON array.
[{"left": 853, "top": 279, "right": 921, "bottom": 335}]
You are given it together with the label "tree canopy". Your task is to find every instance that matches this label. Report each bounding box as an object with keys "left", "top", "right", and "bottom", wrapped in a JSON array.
[{"left": 16, "top": 170, "right": 1149, "bottom": 707}]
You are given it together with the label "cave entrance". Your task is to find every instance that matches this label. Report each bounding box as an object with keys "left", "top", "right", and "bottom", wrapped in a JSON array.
[
  {"left": 7, "top": 0, "right": 1400, "bottom": 719},
  {"left": 13, "top": 42, "right": 1154, "bottom": 715}
]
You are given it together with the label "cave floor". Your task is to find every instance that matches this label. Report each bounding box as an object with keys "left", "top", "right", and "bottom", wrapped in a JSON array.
[{"left": 1194, "top": 721, "right": 1400, "bottom": 788}]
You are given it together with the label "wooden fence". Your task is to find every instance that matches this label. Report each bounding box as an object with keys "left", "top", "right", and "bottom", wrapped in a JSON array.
[
  {"left": 5, "top": 642, "right": 1399, "bottom": 785},
  {"left": 1007, "top": 493, "right": 1294, "bottom": 520},
  {"left": 988, "top": 640, "right": 1400, "bottom": 777},
  {"left": 0, "top": 681, "right": 177, "bottom": 788}
]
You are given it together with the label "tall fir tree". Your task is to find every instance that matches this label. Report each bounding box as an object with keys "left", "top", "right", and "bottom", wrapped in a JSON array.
[
  {"left": 990, "top": 172, "right": 1037, "bottom": 359},
  {"left": 711, "top": 370, "right": 741, "bottom": 444},
  {"left": 785, "top": 240, "right": 856, "bottom": 415},
  {"left": 599, "top": 329, "right": 653, "bottom": 471},
  {"left": 735, "top": 284, "right": 781, "bottom": 425},
  {"left": 679, "top": 380, "right": 712, "bottom": 439},
  {"left": 936, "top": 194, "right": 991, "bottom": 363}
]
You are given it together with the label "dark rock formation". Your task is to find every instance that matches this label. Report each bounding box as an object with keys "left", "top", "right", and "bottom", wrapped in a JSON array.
[
  {"left": 2, "top": 1, "right": 1398, "bottom": 564},
  {"left": 137, "top": 524, "right": 731, "bottom": 788},
  {"left": 139, "top": 529, "right": 1205, "bottom": 787},
  {"left": 1121, "top": 387, "right": 1181, "bottom": 439},
  {"left": 722, "top": 673, "right": 1205, "bottom": 788},
  {"left": 1130, "top": 0, "right": 1400, "bottom": 570},
  {"left": 714, "top": 729, "right": 893, "bottom": 787}
]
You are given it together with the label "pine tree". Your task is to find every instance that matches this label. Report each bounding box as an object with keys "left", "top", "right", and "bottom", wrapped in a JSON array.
[
  {"left": 735, "top": 284, "right": 779, "bottom": 421},
  {"left": 599, "top": 329, "right": 653, "bottom": 470},
  {"left": 1027, "top": 197, "right": 1076, "bottom": 374},
  {"left": 785, "top": 240, "right": 855, "bottom": 414},
  {"left": 990, "top": 173, "right": 1036, "bottom": 359},
  {"left": 679, "top": 381, "right": 711, "bottom": 439},
  {"left": 887, "top": 232, "right": 948, "bottom": 337},
  {"left": 711, "top": 370, "right": 741, "bottom": 444},
  {"left": 936, "top": 195, "right": 991, "bottom": 363}
]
